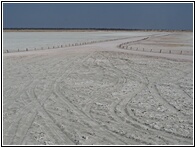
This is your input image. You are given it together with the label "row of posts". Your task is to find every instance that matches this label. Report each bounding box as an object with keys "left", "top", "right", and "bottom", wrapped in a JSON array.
[
  {"left": 6, "top": 42, "right": 90, "bottom": 53},
  {"left": 118, "top": 44, "right": 185, "bottom": 55},
  {"left": 5, "top": 37, "right": 127, "bottom": 53}
]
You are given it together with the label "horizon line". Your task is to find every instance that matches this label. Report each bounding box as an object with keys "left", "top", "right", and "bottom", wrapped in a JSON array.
[{"left": 3, "top": 28, "right": 193, "bottom": 31}]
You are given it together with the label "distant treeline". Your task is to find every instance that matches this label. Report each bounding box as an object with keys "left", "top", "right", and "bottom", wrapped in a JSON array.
[{"left": 3, "top": 28, "right": 192, "bottom": 32}]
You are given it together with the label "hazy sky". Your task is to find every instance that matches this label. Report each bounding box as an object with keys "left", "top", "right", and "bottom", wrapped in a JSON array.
[{"left": 3, "top": 3, "right": 193, "bottom": 30}]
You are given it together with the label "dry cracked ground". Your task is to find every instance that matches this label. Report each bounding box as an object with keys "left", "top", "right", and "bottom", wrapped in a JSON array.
[{"left": 3, "top": 32, "right": 193, "bottom": 145}]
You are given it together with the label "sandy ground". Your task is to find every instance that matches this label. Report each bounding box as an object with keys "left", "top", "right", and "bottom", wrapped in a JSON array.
[{"left": 3, "top": 32, "right": 193, "bottom": 145}]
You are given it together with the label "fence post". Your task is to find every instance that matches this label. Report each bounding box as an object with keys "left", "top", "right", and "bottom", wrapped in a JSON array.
[
  {"left": 18, "top": 49, "right": 19, "bottom": 52},
  {"left": 7, "top": 50, "right": 9, "bottom": 53},
  {"left": 169, "top": 50, "right": 171, "bottom": 54},
  {"left": 26, "top": 48, "right": 28, "bottom": 51},
  {"left": 160, "top": 49, "right": 162, "bottom": 53}
]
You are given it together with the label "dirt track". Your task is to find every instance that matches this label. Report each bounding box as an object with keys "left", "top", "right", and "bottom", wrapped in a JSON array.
[{"left": 3, "top": 32, "right": 193, "bottom": 145}]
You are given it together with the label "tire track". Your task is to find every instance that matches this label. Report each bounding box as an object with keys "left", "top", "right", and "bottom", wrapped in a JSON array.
[
  {"left": 52, "top": 52, "right": 136, "bottom": 144},
  {"left": 122, "top": 59, "right": 193, "bottom": 143},
  {"left": 3, "top": 32, "right": 193, "bottom": 145},
  {"left": 88, "top": 52, "right": 163, "bottom": 144},
  {"left": 99, "top": 51, "right": 192, "bottom": 144},
  {"left": 27, "top": 86, "right": 74, "bottom": 145},
  {"left": 3, "top": 52, "right": 82, "bottom": 145}
]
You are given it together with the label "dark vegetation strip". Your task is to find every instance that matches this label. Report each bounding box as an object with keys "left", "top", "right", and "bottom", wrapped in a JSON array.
[{"left": 3, "top": 28, "right": 192, "bottom": 32}]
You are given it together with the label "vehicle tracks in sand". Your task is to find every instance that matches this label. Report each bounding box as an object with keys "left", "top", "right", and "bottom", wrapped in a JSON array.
[
  {"left": 4, "top": 52, "right": 83, "bottom": 145},
  {"left": 97, "top": 52, "right": 176, "bottom": 144},
  {"left": 52, "top": 52, "right": 131, "bottom": 144},
  {"left": 3, "top": 36, "right": 193, "bottom": 145}
]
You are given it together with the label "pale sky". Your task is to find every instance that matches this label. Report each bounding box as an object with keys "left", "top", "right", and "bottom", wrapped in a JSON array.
[{"left": 3, "top": 3, "right": 193, "bottom": 30}]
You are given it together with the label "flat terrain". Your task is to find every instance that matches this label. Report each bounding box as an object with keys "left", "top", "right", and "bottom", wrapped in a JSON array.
[
  {"left": 3, "top": 31, "right": 155, "bottom": 53},
  {"left": 3, "top": 32, "right": 193, "bottom": 145}
]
